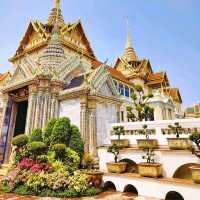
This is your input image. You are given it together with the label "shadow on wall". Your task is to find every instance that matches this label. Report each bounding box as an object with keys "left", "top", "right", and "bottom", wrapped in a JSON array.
[
  {"left": 123, "top": 184, "right": 138, "bottom": 195},
  {"left": 119, "top": 158, "right": 138, "bottom": 173},
  {"left": 173, "top": 163, "right": 199, "bottom": 180},
  {"left": 103, "top": 181, "right": 116, "bottom": 191},
  {"left": 165, "top": 191, "right": 184, "bottom": 200}
]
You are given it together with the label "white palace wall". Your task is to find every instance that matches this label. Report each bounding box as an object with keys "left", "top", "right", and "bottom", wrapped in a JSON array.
[{"left": 59, "top": 98, "right": 80, "bottom": 128}]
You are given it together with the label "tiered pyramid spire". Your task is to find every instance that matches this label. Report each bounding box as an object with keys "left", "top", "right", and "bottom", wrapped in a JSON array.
[
  {"left": 47, "top": 0, "right": 65, "bottom": 27},
  {"left": 122, "top": 22, "right": 138, "bottom": 62},
  {"left": 39, "top": 2, "right": 65, "bottom": 72}
]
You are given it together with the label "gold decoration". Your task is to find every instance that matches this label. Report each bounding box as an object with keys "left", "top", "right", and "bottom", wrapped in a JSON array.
[{"left": 54, "top": 0, "right": 60, "bottom": 8}]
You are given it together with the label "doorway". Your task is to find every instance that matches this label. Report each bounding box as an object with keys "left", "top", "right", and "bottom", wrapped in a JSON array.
[{"left": 14, "top": 100, "right": 28, "bottom": 136}]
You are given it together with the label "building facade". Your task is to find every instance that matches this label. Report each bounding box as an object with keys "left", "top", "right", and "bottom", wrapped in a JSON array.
[{"left": 0, "top": 0, "right": 183, "bottom": 163}]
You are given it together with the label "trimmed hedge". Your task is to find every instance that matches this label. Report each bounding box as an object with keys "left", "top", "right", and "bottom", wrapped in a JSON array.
[
  {"left": 12, "top": 134, "right": 28, "bottom": 147},
  {"left": 29, "top": 129, "right": 43, "bottom": 142},
  {"left": 27, "top": 141, "right": 47, "bottom": 156},
  {"left": 52, "top": 143, "right": 67, "bottom": 160}
]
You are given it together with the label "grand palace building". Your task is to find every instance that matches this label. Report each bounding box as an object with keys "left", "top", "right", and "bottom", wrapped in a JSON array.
[{"left": 0, "top": 0, "right": 183, "bottom": 163}]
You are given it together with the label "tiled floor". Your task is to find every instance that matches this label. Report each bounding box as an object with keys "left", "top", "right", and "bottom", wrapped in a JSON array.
[{"left": 0, "top": 191, "right": 161, "bottom": 200}]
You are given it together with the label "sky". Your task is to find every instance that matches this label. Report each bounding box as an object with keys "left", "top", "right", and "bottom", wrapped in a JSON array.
[{"left": 0, "top": 0, "right": 200, "bottom": 107}]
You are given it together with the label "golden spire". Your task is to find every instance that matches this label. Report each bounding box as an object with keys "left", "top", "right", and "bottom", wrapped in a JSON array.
[
  {"left": 122, "top": 18, "right": 138, "bottom": 62},
  {"left": 54, "top": 0, "right": 60, "bottom": 9},
  {"left": 48, "top": 0, "right": 64, "bottom": 27}
]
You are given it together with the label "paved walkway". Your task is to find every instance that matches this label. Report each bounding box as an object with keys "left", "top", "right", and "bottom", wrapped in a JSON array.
[{"left": 0, "top": 191, "right": 161, "bottom": 200}]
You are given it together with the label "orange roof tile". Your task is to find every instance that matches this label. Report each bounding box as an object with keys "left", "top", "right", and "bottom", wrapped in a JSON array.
[
  {"left": 92, "top": 60, "right": 133, "bottom": 85},
  {"left": 146, "top": 71, "right": 169, "bottom": 88},
  {"left": 163, "top": 87, "right": 182, "bottom": 103},
  {"left": 0, "top": 71, "right": 11, "bottom": 82}
]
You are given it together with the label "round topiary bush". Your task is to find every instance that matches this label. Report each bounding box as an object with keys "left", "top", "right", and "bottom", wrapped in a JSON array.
[
  {"left": 29, "top": 129, "right": 43, "bottom": 142},
  {"left": 43, "top": 118, "right": 57, "bottom": 146},
  {"left": 51, "top": 117, "right": 71, "bottom": 146},
  {"left": 52, "top": 143, "right": 67, "bottom": 160},
  {"left": 27, "top": 141, "right": 47, "bottom": 157},
  {"left": 12, "top": 134, "right": 28, "bottom": 147}
]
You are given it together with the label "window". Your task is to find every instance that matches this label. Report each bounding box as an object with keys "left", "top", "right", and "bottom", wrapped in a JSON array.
[
  {"left": 119, "top": 84, "right": 124, "bottom": 96},
  {"left": 125, "top": 86, "right": 130, "bottom": 97},
  {"left": 121, "top": 111, "right": 124, "bottom": 122}
]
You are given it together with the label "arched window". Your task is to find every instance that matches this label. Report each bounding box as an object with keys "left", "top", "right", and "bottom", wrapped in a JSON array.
[
  {"left": 123, "top": 184, "right": 138, "bottom": 195},
  {"left": 103, "top": 181, "right": 116, "bottom": 191},
  {"left": 165, "top": 191, "right": 184, "bottom": 200}
]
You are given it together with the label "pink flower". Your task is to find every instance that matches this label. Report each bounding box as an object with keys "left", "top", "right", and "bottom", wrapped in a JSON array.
[{"left": 18, "top": 157, "right": 36, "bottom": 169}]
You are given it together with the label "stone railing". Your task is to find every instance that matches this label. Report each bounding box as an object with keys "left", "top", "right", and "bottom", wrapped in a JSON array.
[{"left": 107, "top": 118, "right": 200, "bottom": 146}]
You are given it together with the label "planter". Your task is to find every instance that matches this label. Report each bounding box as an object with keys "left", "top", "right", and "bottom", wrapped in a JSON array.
[
  {"left": 111, "top": 139, "right": 129, "bottom": 148},
  {"left": 167, "top": 138, "right": 191, "bottom": 150},
  {"left": 138, "top": 162, "right": 163, "bottom": 178},
  {"left": 190, "top": 165, "right": 200, "bottom": 184},
  {"left": 85, "top": 171, "right": 104, "bottom": 187},
  {"left": 137, "top": 139, "right": 158, "bottom": 149},
  {"left": 107, "top": 162, "right": 127, "bottom": 173}
]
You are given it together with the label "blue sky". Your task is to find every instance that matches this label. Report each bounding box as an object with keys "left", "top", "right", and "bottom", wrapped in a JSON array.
[{"left": 0, "top": 0, "right": 199, "bottom": 107}]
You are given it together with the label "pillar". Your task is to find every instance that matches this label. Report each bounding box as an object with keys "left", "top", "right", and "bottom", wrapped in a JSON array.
[
  {"left": 88, "top": 100, "right": 97, "bottom": 156},
  {"left": 80, "top": 95, "right": 89, "bottom": 152}
]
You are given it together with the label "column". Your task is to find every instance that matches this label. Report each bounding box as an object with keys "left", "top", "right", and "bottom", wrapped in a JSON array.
[
  {"left": 88, "top": 105, "right": 97, "bottom": 156},
  {"left": 80, "top": 95, "right": 89, "bottom": 152}
]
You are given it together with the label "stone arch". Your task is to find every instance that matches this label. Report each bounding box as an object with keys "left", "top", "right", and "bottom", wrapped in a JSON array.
[
  {"left": 173, "top": 163, "right": 199, "bottom": 180},
  {"left": 165, "top": 191, "right": 184, "bottom": 200},
  {"left": 123, "top": 184, "right": 138, "bottom": 195},
  {"left": 119, "top": 158, "right": 138, "bottom": 173},
  {"left": 103, "top": 181, "right": 116, "bottom": 191}
]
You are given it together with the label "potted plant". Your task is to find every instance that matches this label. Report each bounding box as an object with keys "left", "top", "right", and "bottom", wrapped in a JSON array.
[
  {"left": 167, "top": 122, "right": 191, "bottom": 150},
  {"left": 138, "top": 148, "right": 163, "bottom": 178},
  {"left": 137, "top": 125, "right": 158, "bottom": 149},
  {"left": 82, "top": 153, "right": 104, "bottom": 188},
  {"left": 189, "top": 132, "right": 200, "bottom": 184},
  {"left": 106, "top": 144, "right": 127, "bottom": 173},
  {"left": 111, "top": 126, "right": 129, "bottom": 148}
]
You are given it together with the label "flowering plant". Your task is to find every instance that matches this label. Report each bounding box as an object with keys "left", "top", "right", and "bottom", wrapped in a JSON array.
[{"left": 69, "top": 170, "right": 89, "bottom": 193}]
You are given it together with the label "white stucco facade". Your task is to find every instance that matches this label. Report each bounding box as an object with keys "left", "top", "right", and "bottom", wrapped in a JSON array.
[
  {"left": 59, "top": 98, "right": 80, "bottom": 128},
  {"left": 96, "top": 102, "right": 118, "bottom": 146}
]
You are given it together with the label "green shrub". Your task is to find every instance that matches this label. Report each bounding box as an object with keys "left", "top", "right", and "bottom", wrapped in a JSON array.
[
  {"left": 189, "top": 132, "right": 200, "bottom": 149},
  {"left": 43, "top": 118, "right": 57, "bottom": 146},
  {"left": 27, "top": 171, "right": 47, "bottom": 193},
  {"left": 27, "top": 141, "right": 47, "bottom": 156},
  {"left": 69, "top": 125, "right": 84, "bottom": 157},
  {"left": 69, "top": 170, "right": 89, "bottom": 193},
  {"left": 52, "top": 143, "right": 67, "bottom": 160},
  {"left": 51, "top": 117, "right": 71, "bottom": 146},
  {"left": 65, "top": 148, "right": 80, "bottom": 172},
  {"left": 13, "top": 184, "right": 30, "bottom": 195},
  {"left": 29, "top": 128, "right": 43, "bottom": 142},
  {"left": 83, "top": 187, "right": 102, "bottom": 196},
  {"left": 12, "top": 134, "right": 28, "bottom": 147}
]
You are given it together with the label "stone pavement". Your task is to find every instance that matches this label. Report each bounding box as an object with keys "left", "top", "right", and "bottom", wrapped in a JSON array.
[{"left": 0, "top": 191, "right": 162, "bottom": 200}]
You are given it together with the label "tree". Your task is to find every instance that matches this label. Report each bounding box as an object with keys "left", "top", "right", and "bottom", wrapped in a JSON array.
[{"left": 126, "top": 84, "right": 154, "bottom": 122}]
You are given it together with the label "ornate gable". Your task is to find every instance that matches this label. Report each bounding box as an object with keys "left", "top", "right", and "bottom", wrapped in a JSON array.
[{"left": 88, "top": 64, "right": 119, "bottom": 97}]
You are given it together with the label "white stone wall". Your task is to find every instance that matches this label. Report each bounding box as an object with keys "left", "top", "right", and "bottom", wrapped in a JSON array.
[
  {"left": 96, "top": 103, "right": 118, "bottom": 146},
  {"left": 103, "top": 174, "right": 200, "bottom": 200},
  {"left": 59, "top": 98, "right": 80, "bottom": 128}
]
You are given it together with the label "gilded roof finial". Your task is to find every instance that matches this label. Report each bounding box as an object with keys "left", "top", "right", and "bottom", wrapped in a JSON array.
[
  {"left": 54, "top": 0, "right": 60, "bottom": 9},
  {"left": 125, "top": 17, "right": 132, "bottom": 49},
  {"left": 122, "top": 17, "right": 138, "bottom": 62}
]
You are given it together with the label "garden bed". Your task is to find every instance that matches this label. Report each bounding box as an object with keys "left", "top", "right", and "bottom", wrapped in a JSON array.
[{"left": 0, "top": 117, "right": 102, "bottom": 198}]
